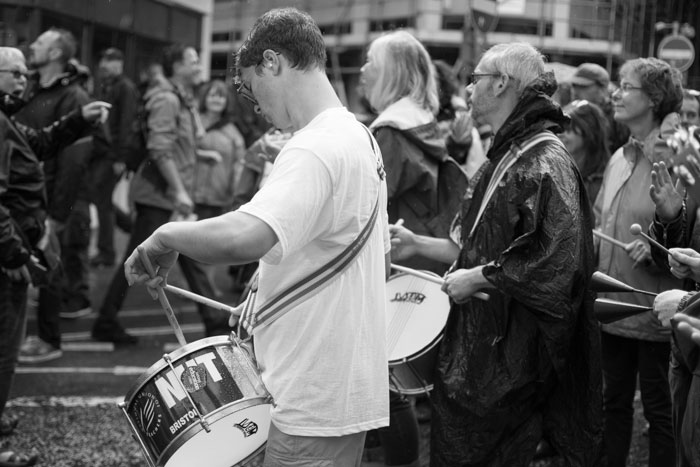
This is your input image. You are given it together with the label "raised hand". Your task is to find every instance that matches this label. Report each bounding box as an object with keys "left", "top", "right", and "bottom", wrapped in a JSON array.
[{"left": 650, "top": 161, "right": 683, "bottom": 222}]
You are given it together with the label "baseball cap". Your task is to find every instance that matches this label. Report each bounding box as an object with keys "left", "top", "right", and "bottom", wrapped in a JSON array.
[
  {"left": 100, "top": 47, "right": 124, "bottom": 62},
  {"left": 570, "top": 63, "right": 610, "bottom": 88}
]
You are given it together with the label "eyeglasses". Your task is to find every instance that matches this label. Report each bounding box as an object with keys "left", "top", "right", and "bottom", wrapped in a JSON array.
[
  {"left": 0, "top": 69, "right": 28, "bottom": 79},
  {"left": 233, "top": 51, "right": 281, "bottom": 107},
  {"left": 619, "top": 83, "right": 643, "bottom": 93},
  {"left": 233, "top": 75, "right": 257, "bottom": 106},
  {"left": 470, "top": 72, "right": 501, "bottom": 84}
]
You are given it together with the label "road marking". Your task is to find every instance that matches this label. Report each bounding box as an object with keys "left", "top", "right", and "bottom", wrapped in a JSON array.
[
  {"left": 61, "top": 322, "right": 205, "bottom": 342},
  {"left": 62, "top": 342, "right": 114, "bottom": 352},
  {"left": 15, "top": 366, "right": 148, "bottom": 375},
  {"left": 8, "top": 396, "right": 124, "bottom": 407}
]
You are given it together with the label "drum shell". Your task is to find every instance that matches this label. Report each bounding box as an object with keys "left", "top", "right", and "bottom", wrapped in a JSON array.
[
  {"left": 385, "top": 272, "right": 449, "bottom": 395},
  {"left": 122, "top": 336, "right": 270, "bottom": 466}
]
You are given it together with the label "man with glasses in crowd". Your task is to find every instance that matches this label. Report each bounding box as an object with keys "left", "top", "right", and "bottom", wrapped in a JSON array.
[
  {"left": 390, "top": 42, "right": 603, "bottom": 465},
  {"left": 125, "top": 8, "right": 390, "bottom": 465}
]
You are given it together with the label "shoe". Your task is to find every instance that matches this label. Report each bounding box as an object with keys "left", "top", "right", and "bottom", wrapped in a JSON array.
[
  {"left": 18, "top": 337, "right": 62, "bottom": 364},
  {"left": 91, "top": 324, "right": 138, "bottom": 345},
  {"left": 0, "top": 449, "right": 38, "bottom": 467},
  {"left": 89, "top": 254, "right": 115, "bottom": 268},
  {"left": 59, "top": 306, "right": 92, "bottom": 319},
  {"left": 0, "top": 415, "right": 18, "bottom": 436}
]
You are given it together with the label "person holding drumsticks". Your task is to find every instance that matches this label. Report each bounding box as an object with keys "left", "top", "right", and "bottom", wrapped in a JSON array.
[
  {"left": 125, "top": 8, "right": 390, "bottom": 466},
  {"left": 390, "top": 42, "right": 603, "bottom": 465}
]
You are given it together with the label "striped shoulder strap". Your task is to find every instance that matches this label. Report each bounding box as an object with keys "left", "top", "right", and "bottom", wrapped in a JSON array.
[
  {"left": 468, "top": 131, "right": 562, "bottom": 238},
  {"left": 240, "top": 124, "right": 382, "bottom": 335}
]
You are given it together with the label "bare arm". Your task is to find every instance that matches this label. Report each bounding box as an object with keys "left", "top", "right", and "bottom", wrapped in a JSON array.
[
  {"left": 390, "top": 223, "right": 459, "bottom": 265},
  {"left": 124, "top": 211, "right": 278, "bottom": 287}
]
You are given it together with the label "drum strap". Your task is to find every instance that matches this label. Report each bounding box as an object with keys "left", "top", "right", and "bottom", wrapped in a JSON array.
[
  {"left": 240, "top": 126, "right": 383, "bottom": 335},
  {"left": 468, "top": 131, "right": 563, "bottom": 239}
]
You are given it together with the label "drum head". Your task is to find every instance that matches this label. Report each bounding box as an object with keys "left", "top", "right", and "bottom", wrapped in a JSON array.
[
  {"left": 386, "top": 272, "right": 450, "bottom": 361},
  {"left": 164, "top": 402, "right": 271, "bottom": 467}
]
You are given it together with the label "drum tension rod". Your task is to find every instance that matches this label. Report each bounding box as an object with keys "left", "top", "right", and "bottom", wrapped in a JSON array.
[
  {"left": 118, "top": 401, "right": 157, "bottom": 467},
  {"left": 163, "top": 353, "right": 211, "bottom": 433}
]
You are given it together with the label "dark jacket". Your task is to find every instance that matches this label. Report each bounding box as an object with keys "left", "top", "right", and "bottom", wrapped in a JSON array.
[
  {"left": 431, "top": 73, "right": 603, "bottom": 466},
  {"left": 15, "top": 62, "right": 92, "bottom": 222},
  {"left": 0, "top": 92, "right": 89, "bottom": 268},
  {"left": 370, "top": 96, "right": 450, "bottom": 274},
  {"left": 670, "top": 292, "right": 700, "bottom": 466},
  {"left": 94, "top": 73, "right": 139, "bottom": 162}
]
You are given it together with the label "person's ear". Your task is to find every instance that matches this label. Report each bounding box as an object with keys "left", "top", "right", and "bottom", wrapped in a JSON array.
[
  {"left": 262, "top": 49, "right": 280, "bottom": 73},
  {"left": 493, "top": 74, "right": 510, "bottom": 97}
]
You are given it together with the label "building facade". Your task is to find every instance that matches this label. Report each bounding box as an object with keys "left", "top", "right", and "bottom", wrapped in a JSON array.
[
  {"left": 0, "top": 0, "right": 214, "bottom": 86},
  {"left": 211, "top": 0, "right": 699, "bottom": 110}
]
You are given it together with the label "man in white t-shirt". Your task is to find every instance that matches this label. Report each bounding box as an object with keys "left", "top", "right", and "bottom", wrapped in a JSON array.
[{"left": 124, "top": 7, "right": 390, "bottom": 466}]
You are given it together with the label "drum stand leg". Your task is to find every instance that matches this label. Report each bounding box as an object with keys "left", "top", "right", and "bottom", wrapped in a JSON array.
[
  {"left": 163, "top": 354, "right": 211, "bottom": 433},
  {"left": 119, "top": 401, "right": 157, "bottom": 467}
]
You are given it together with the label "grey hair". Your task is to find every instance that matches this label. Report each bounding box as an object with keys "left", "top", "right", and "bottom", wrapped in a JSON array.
[
  {"left": 478, "top": 42, "right": 545, "bottom": 95},
  {"left": 0, "top": 47, "right": 25, "bottom": 68}
]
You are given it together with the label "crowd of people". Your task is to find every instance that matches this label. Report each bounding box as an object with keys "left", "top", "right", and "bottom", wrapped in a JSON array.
[{"left": 3, "top": 5, "right": 700, "bottom": 467}]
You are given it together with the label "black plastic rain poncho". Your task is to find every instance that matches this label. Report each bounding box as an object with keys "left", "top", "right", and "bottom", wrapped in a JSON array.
[{"left": 431, "top": 72, "right": 604, "bottom": 466}]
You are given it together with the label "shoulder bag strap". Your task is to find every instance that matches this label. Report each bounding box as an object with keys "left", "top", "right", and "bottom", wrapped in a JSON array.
[
  {"left": 468, "top": 131, "right": 562, "bottom": 238},
  {"left": 240, "top": 124, "right": 383, "bottom": 335}
]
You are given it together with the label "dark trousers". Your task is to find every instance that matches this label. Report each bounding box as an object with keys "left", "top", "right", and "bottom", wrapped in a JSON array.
[
  {"left": 0, "top": 274, "right": 28, "bottom": 416},
  {"left": 37, "top": 200, "right": 91, "bottom": 348},
  {"left": 601, "top": 332, "right": 674, "bottom": 467},
  {"left": 376, "top": 393, "right": 420, "bottom": 466},
  {"left": 95, "top": 203, "right": 228, "bottom": 335},
  {"left": 89, "top": 158, "right": 119, "bottom": 260}
]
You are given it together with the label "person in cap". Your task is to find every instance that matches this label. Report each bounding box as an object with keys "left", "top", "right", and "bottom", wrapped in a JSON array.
[
  {"left": 571, "top": 62, "right": 630, "bottom": 152},
  {"left": 89, "top": 47, "right": 139, "bottom": 269}
]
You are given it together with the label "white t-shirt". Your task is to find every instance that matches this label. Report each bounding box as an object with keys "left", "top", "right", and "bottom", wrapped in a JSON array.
[{"left": 238, "top": 107, "right": 390, "bottom": 436}]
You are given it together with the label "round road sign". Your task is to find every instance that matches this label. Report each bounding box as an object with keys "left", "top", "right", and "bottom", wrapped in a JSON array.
[{"left": 657, "top": 34, "right": 695, "bottom": 72}]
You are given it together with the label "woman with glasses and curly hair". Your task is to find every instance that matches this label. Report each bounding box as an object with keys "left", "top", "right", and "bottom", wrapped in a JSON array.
[
  {"left": 560, "top": 99, "right": 610, "bottom": 207},
  {"left": 594, "top": 57, "right": 684, "bottom": 467}
]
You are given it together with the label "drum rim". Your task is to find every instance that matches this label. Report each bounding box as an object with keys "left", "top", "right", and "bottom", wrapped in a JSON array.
[
  {"left": 123, "top": 335, "right": 238, "bottom": 404},
  {"left": 388, "top": 331, "right": 443, "bottom": 366},
  {"left": 156, "top": 397, "right": 271, "bottom": 467}
]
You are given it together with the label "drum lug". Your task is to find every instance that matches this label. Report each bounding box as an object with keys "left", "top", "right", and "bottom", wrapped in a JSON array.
[{"left": 163, "top": 353, "right": 211, "bottom": 433}]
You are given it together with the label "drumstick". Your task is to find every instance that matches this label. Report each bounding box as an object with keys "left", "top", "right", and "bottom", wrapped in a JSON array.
[
  {"left": 165, "top": 284, "right": 241, "bottom": 317},
  {"left": 137, "top": 246, "right": 188, "bottom": 347},
  {"left": 592, "top": 229, "right": 629, "bottom": 250},
  {"left": 629, "top": 223, "right": 673, "bottom": 256},
  {"left": 390, "top": 263, "right": 490, "bottom": 301}
]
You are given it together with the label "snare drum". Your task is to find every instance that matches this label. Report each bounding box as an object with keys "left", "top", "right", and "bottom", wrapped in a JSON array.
[
  {"left": 120, "top": 335, "right": 271, "bottom": 467},
  {"left": 386, "top": 272, "right": 450, "bottom": 395}
]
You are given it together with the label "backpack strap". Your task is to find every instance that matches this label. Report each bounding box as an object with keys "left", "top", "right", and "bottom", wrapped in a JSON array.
[
  {"left": 239, "top": 124, "right": 383, "bottom": 335},
  {"left": 468, "top": 131, "right": 563, "bottom": 238}
]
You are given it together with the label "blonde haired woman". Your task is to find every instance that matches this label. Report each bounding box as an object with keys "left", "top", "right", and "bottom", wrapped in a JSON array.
[
  {"left": 360, "top": 30, "right": 445, "bottom": 467},
  {"left": 361, "top": 30, "right": 449, "bottom": 275}
]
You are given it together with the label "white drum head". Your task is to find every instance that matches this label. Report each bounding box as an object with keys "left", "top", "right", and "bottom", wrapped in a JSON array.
[
  {"left": 165, "top": 403, "right": 271, "bottom": 467},
  {"left": 386, "top": 273, "right": 450, "bottom": 361}
]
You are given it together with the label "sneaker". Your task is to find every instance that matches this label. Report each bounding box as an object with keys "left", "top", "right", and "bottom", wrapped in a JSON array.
[
  {"left": 91, "top": 324, "right": 138, "bottom": 345},
  {"left": 59, "top": 306, "right": 92, "bottom": 320},
  {"left": 18, "top": 336, "right": 62, "bottom": 364}
]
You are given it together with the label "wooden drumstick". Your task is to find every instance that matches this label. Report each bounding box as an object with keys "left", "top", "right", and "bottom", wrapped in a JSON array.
[
  {"left": 390, "top": 263, "right": 490, "bottom": 301},
  {"left": 629, "top": 223, "right": 672, "bottom": 256},
  {"left": 165, "top": 284, "right": 241, "bottom": 318},
  {"left": 137, "top": 246, "right": 188, "bottom": 346},
  {"left": 592, "top": 229, "right": 629, "bottom": 250}
]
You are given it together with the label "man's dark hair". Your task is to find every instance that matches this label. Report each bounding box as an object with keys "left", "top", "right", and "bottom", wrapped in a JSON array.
[
  {"left": 236, "top": 8, "right": 326, "bottom": 73},
  {"left": 161, "top": 43, "right": 187, "bottom": 78},
  {"left": 49, "top": 27, "right": 77, "bottom": 64}
]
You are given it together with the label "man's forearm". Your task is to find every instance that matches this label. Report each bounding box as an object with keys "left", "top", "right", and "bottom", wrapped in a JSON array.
[
  {"left": 414, "top": 235, "right": 460, "bottom": 264},
  {"left": 155, "top": 211, "right": 277, "bottom": 265},
  {"left": 154, "top": 156, "right": 187, "bottom": 194}
]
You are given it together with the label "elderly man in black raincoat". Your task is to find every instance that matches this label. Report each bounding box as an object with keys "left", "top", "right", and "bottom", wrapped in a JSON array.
[{"left": 390, "top": 42, "right": 603, "bottom": 466}]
